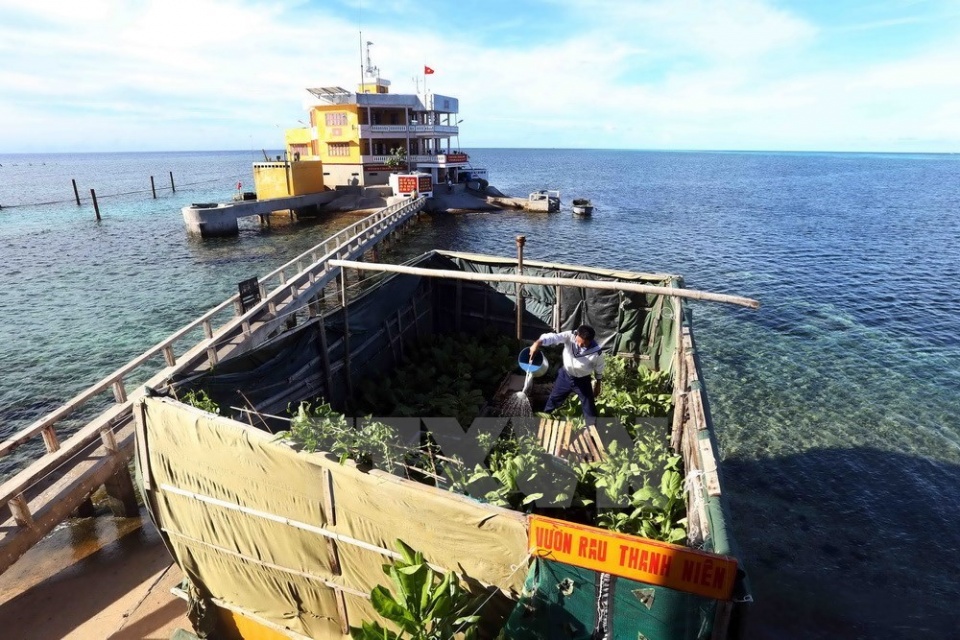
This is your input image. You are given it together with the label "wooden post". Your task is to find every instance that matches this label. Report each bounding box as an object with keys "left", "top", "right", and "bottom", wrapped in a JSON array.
[
  {"left": 72, "top": 179, "right": 81, "bottom": 206},
  {"left": 112, "top": 379, "right": 127, "bottom": 403},
  {"left": 555, "top": 277, "right": 564, "bottom": 331},
  {"left": 72, "top": 496, "right": 97, "bottom": 518},
  {"left": 317, "top": 318, "right": 334, "bottom": 403},
  {"left": 169, "top": 171, "right": 176, "bottom": 193},
  {"left": 339, "top": 271, "right": 353, "bottom": 399},
  {"left": 9, "top": 494, "right": 34, "bottom": 528},
  {"left": 516, "top": 235, "right": 526, "bottom": 340},
  {"left": 90, "top": 189, "right": 101, "bottom": 221},
  {"left": 150, "top": 176, "right": 157, "bottom": 199},
  {"left": 41, "top": 425, "right": 60, "bottom": 453},
  {"left": 103, "top": 466, "right": 139, "bottom": 517}
]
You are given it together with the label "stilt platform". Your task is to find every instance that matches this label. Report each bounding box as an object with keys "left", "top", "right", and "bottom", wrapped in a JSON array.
[{"left": 182, "top": 191, "right": 342, "bottom": 236}]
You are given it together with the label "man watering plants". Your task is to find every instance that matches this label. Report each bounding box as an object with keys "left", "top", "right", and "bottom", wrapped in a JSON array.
[{"left": 528, "top": 325, "right": 605, "bottom": 425}]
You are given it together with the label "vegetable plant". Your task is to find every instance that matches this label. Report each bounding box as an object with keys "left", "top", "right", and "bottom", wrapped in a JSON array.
[
  {"left": 350, "top": 540, "right": 481, "bottom": 640},
  {"left": 590, "top": 434, "right": 687, "bottom": 544},
  {"left": 181, "top": 389, "right": 220, "bottom": 414},
  {"left": 278, "top": 340, "right": 688, "bottom": 545},
  {"left": 284, "top": 401, "right": 404, "bottom": 473},
  {"left": 554, "top": 357, "right": 673, "bottom": 431}
]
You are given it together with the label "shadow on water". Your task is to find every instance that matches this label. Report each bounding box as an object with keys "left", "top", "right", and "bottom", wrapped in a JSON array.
[{"left": 723, "top": 447, "right": 960, "bottom": 639}]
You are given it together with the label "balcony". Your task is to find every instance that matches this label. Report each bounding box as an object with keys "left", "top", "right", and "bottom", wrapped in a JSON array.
[
  {"left": 359, "top": 124, "right": 459, "bottom": 138},
  {"left": 360, "top": 153, "right": 470, "bottom": 166}
]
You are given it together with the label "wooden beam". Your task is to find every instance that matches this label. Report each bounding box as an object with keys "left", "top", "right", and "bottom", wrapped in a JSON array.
[{"left": 330, "top": 260, "right": 761, "bottom": 309}]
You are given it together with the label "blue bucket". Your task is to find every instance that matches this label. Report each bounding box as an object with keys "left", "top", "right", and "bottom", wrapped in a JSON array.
[{"left": 518, "top": 348, "right": 549, "bottom": 377}]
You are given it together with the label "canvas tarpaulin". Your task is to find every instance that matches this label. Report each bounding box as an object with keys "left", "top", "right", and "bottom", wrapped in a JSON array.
[{"left": 137, "top": 396, "right": 530, "bottom": 639}]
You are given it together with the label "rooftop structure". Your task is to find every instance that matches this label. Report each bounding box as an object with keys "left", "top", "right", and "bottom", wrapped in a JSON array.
[{"left": 285, "top": 47, "right": 473, "bottom": 188}]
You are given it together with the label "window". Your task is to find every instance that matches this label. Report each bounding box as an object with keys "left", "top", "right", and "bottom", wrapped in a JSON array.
[
  {"left": 325, "top": 112, "right": 348, "bottom": 126},
  {"left": 327, "top": 142, "right": 350, "bottom": 157}
]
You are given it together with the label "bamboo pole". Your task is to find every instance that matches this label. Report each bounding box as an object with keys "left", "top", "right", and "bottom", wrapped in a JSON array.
[
  {"left": 329, "top": 260, "right": 761, "bottom": 309},
  {"left": 72, "top": 179, "right": 81, "bottom": 206},
  {"left": 169, "top": 171, "right": 176, "bottom": 193},
  {"left": 150, "top": 176, "right": 157, "bottom": 199}
]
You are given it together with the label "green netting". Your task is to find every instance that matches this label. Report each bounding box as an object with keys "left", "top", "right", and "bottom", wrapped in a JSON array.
[
  {"left": 171, "top": 251, "right": 682, "bottom": 418},
  {"left": 504, "top": 558, "right": 719, "bottom": 640}
]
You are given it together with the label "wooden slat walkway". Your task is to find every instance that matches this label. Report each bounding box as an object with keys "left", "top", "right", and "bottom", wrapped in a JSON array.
[
  {"left": 536, "top": 418, "right": 606, "bottom": 463},
  {"left": 0, "top": 197, "right": 426, "bottom": 575}
]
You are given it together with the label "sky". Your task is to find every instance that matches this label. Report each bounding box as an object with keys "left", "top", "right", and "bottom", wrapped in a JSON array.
[{"left": 2, "top": 0, "right": 960, "bottom": 153}]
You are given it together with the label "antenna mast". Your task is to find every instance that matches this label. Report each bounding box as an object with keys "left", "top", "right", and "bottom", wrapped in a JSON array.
[{"left": 364, "top": 41, "right": 379, "bottom": 85}]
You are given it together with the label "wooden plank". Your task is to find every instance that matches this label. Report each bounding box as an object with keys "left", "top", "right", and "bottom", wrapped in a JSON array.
[
  {"left": 560, "top": 421, "right": 572, "bottom": 456},
  {"left": 321, "top": 468, "right": 342, "bottom": 575},
  {"left": 588, "top": 424, "right": 606, "bottom": 457},
  {"left": 334, "top": 589, "right": 350, "bottom": 635},
  {"left": 545, "top": 420, "right": 560, "bottom": 453},
  {"left": 569, "top": 431, "right": 585, "bottom": 458},
  {"left": 697, "top": 433, "right": 722, "bottom": 497},
  {"left": 583, "top": 427, "right": 601, "bottom": 461}
]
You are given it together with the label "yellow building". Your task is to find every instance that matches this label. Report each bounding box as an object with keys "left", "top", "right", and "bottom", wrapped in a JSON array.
[
  {"left": 283, "top": 57, "right": 482, "bottom": 189},
  {"left": 252, "top": 160, "right": 325, "bottom": 200}
]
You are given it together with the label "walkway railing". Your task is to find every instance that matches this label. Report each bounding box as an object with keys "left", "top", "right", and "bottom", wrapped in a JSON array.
[{"left": 0, "top": 196, "right": 425, "bottom": 574}]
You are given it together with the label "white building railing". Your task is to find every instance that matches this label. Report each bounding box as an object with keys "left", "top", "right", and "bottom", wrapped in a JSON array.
[
  {"left": 360, "top": 154, "right": 470, "bottom": 166},
  {"left": 359, "top": 124, "right": 458, "bottom": 137}
]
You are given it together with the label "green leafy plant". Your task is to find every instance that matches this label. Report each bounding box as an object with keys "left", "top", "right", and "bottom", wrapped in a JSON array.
[
  {"left": 285, "top": 402, "right": 404, "bottom": 473},
  {"left": 554, "top": 357, "right": 673, "bottom": 429},
  {"left": 181, "top": 390, "right": 220, "bottom": 414},
  {"left": 281, "top": 343, "right": 687, "bottom": 545},
  {"left": 350, "top": 540, "right": 481, "bottom": 640},
  {"left": 385, "top": 146, "right": 408, "bottom": 170},
  {"left": 591, "top": 434, "right": 687, "bottom": 544},
  {"left": 350, "top": 331, "right": 518, "bottom": 425}
]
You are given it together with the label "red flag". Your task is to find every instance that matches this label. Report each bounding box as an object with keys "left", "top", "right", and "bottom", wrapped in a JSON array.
[{"left": 424, "top": 65, "right": 435, "bottom": 75}]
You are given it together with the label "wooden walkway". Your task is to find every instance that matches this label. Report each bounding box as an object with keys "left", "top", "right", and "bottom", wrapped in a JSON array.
[{"left": 0, "top": 196, "right": 426, "bottom": 575}]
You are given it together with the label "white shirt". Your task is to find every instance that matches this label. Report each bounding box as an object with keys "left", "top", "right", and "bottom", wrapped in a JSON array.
[{"left": 537, "top": 331, "right": 605, "bottom": 380}]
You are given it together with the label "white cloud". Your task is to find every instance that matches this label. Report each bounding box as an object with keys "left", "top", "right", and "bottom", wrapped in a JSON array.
[{"left": 0, "top": 0, "right": 958, "bottom": 152}]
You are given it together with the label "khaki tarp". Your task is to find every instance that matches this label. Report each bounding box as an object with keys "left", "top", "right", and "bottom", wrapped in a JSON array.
[{"left": 137, "top": 396, "right": 530, "bottom": 639}]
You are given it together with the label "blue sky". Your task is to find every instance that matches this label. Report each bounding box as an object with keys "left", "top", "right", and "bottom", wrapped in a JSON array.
[{"left": 2, "top": 0, "right": 959, "bottom": 153}]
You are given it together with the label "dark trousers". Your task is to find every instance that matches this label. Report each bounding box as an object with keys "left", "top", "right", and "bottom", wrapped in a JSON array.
[{"left": 544, "top": 367, "right": 597, "bottom": 424}]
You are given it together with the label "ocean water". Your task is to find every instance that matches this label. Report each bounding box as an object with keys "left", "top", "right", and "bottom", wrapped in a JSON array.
[{"left": 2, "top": 149, "right": 959, "bottom": 637}]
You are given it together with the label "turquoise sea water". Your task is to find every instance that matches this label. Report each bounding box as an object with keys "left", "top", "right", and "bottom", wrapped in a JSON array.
[{"left": 2, "top": 149, "right": 959, "bottom": 637}]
